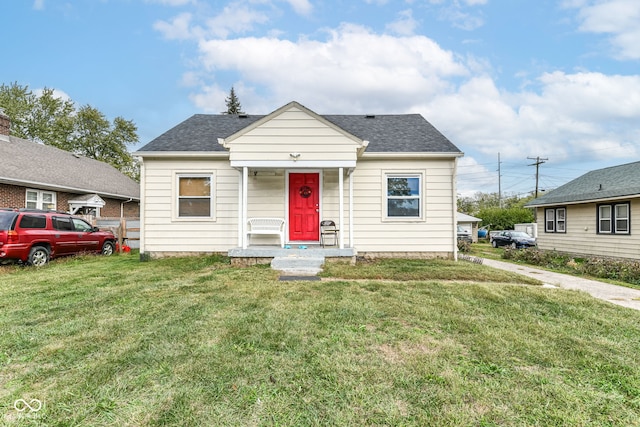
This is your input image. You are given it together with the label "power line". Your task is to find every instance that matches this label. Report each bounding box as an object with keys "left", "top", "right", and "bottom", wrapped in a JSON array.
[{"left": 527, "top": 156, "right": 548, "bottom": 198}]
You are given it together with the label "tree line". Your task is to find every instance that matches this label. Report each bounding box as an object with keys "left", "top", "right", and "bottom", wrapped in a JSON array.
[
  {"left": 0, "top": 82, "right": 139, "bottom": 180},
  {"left": 458, "top": 192, "right": 535, "bottom": 230}
]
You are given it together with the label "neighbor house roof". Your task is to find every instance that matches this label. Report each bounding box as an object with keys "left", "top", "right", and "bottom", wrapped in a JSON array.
[
  {"left": 457, "top": 212, "right": 482, "bottom": 222},
  {"left": 0, "top": 135, "right": 140, "bottom": 200},
  {"left": 137, "top": 103, "right": 461, "bottom": 154},
  {"left": 525, "top": 160, "right": 640, "bottom": 207}
]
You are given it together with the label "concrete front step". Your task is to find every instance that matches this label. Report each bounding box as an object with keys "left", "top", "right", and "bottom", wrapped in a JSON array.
[{"left": 271, "top": 255, "right": 325, "bottom": 276}]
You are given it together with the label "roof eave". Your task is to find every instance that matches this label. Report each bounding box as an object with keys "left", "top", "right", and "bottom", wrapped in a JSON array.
[
  {"left": 361, "top": 151, "right": 464, "bottom": 159},
  {"left": 135, "top": 151, "right": 230, "bottom": 159},
  {"left": 0, "top": 177, "right": 139, "bottom": 201},
  {"left": 526, "top": 193, "right": 640, "bottom": 208}
]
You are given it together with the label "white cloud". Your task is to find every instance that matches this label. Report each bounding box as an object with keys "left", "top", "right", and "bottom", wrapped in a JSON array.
[
  {"left": 154, "top": 6, "right": 271, "bottom": 40},
  {"left": 205, "top": 5, "right": 270, "bottom": 39},
  {"left": 456, "top": 156, "right": 498, "bottom": 198},
  {"left": 154, "top": 12, "right": 198, "bottom": 40},
  {"left": 187, "top": 22, "right": 640, "bottom": 170},
  {"left": 386, "top": 9, "right": 419, "bottom": 36},
  {"left": 567, "top": 0, "right": 640, "bottom": 59},
  {"left": 193, "top": 24, "right": 469, "bottom": 112},
  {"left": 428, "top": 71, "right": 640, "bottom": 171},
  {"left": 32, "top": 0, "right": 44, "bottom": 10},
  {"left": 284, "top": 0, "right": 313, "bottom": 16}
]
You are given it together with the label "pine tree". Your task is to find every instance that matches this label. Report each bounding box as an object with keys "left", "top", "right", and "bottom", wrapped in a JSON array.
[{"left": 224, "top": 87, "right": 245, "bottom": 114}]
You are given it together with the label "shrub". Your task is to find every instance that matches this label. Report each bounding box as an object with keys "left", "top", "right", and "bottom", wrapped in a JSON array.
[
  {"left": 502, "top": 247, "right": 570, "bottom": 269},
  {"left": 457, "top": 239, "right": 472, "bottom": 253},
  {"left": 502, "top": 248, "right": 640, "bottom": 286},
  {"left": 580, "top": 257, "right": 640, "bottom": 285}
]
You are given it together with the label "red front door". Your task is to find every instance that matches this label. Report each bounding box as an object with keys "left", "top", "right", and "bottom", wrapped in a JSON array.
[{"left": 288, "top": 173, "right": 319, "bottom": 241}]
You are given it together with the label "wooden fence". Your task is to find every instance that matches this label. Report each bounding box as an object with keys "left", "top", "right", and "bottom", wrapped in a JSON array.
[{"left": 93, "top": 217, "right": 140, "bottom": 252}]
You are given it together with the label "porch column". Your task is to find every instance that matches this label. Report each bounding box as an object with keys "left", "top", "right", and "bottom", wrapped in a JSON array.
[
  {"left": 349, "top": 170, "right": 353, "bottom": 249},
  {"left": 242, "top": 166, "right": 249, "bottom": 249},
  {"left": 237, "top": 169, "right": 243, "bottom": 248},
  {"left": 339, "top": 167, "right": 344, "bottom": 249}
]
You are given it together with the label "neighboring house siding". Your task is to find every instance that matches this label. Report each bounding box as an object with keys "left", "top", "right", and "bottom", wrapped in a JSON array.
[{"left": 535, "top": 199, "right": 640, "bottom": 260}]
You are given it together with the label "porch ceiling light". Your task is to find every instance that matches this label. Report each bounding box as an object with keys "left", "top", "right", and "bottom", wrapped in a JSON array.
[{"left": 290, "top": 152, "right": 301, "bottom": 161}]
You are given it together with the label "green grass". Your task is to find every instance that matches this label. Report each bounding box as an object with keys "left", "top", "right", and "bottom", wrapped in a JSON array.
[
  {"left": 322, "top": 257, "right": 541, "bottom": 285},
  {"left": 1, "top": 254, "right": 640, "bottom": 426}
]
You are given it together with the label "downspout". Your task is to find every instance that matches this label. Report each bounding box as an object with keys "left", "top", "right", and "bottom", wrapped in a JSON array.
[
  {"left": 452, "top": 157, "right": 459, "bottom": 261},
  {"left": 138, "top": 158, "right": 146, "bottom": 259},
  {"left": 120, "top": 198, "right": 134, "bottom": 218}
]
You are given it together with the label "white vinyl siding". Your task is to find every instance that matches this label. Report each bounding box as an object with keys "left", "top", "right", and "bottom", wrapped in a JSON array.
[
  {"left": 350, "top": 159, "right": 455, "bottom": 253},
  {"left": 225, "top": 107, "right": 362, "bottom": 163},
  {"left": 143, "top": 160, "right": 238, "bottom": 252},
  {"left": 141, "top": 157, "right": 458, "bottom": 255}
]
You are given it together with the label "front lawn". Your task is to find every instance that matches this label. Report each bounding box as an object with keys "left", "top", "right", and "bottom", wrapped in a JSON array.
[{"left": 1, "top": 254, "right": 639, "bottom": 426}]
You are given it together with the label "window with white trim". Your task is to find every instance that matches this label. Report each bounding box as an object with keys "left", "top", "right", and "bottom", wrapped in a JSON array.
[
  {"left": 177, "top": 174, "right": 213, "bottom": 218},
  {"left": 25, "top": 189, "right": 56, "bottom": 210},
  {"left": 598, "top": 202, "right": 630, "bottom": 234},
  {"left": 385, "top": 174, "right": 422, "bottom": 218},
  {"left": 545, "top": 207, "right": 566, "bottom": 233}
]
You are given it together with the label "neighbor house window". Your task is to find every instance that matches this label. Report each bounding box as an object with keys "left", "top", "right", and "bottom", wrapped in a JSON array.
[
  {"left": 177, "top": 174, "right": 213, "bottom": 218},
  {"left": 598, "top": 202, "right": 630, "bottom": 234},
  {"left": 385, "top": 174, "right": 422, "bottom": 218},
  {"left": 25, "top": 189, "right": 56, "bottom": 210},
  {"left": 545, "top": 207, "right": 566, "bottom": 233}
]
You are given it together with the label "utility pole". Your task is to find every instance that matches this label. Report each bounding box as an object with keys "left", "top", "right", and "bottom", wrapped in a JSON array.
[
  {"left": 528, "top": 156, "right": 548, "bottom": 198},
  {"left": 497, "top": 153, "right": 502, "bottom": 208}
]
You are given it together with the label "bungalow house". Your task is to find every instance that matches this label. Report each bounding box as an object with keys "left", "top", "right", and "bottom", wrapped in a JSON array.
[
  {"left": 135, "top": 101, "right": 463, "bottom": 261},
  {"left": 525, "top": 160, "right": 640, "bottom": 260},
  {"left": 0, "top": 110, "right": 140, "bottom": 217}
]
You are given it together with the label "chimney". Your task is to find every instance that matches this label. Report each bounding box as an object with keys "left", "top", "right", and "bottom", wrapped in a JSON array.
[{"left": 0, "top": 108, "right": 10, "bottom": 136}]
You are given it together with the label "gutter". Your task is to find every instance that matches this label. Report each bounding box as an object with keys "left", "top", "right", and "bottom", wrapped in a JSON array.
[
  {"left": 0, "top": 177, "right": 139, "bottom": 201},
  {"left": 361, "top": 152, "right": 464, "bottom": 159}
]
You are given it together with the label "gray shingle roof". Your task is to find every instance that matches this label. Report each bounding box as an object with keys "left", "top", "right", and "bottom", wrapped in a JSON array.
[
  {"left": 137, "top": 112, "right": 461, "bottom": 154},
  {"left": 0, "top": 135, "right": 140, "bottom": 199},
  {"left": 526, "top": 161, "right": 640, "bottom": 207}
]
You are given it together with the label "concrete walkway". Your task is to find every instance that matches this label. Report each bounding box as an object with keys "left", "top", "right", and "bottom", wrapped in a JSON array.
[
  {"left": 271, "top": 254, "right": 324, "bottom": 276},
  {"left": 482, "top": 258, "right": 640, "bottom": 311}
]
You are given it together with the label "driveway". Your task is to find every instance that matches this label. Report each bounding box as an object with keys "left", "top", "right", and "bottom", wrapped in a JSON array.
[{"left": 482, "top": 258, "right": 640, "bottom": 311}]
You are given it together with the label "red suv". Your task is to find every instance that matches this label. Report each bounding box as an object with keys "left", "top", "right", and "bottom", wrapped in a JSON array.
[{"left": 0, "top": 209, "right": 116, "bottom": 266}]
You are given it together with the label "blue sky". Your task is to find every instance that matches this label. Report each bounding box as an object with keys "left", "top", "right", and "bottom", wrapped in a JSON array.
[{"left": 2, "top": 0, "right": 639, "bottom": 198}]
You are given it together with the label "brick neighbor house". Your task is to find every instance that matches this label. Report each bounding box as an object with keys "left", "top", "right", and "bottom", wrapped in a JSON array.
[{"left": 0, "top": 109, "right": 139, "bottom": 217}]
